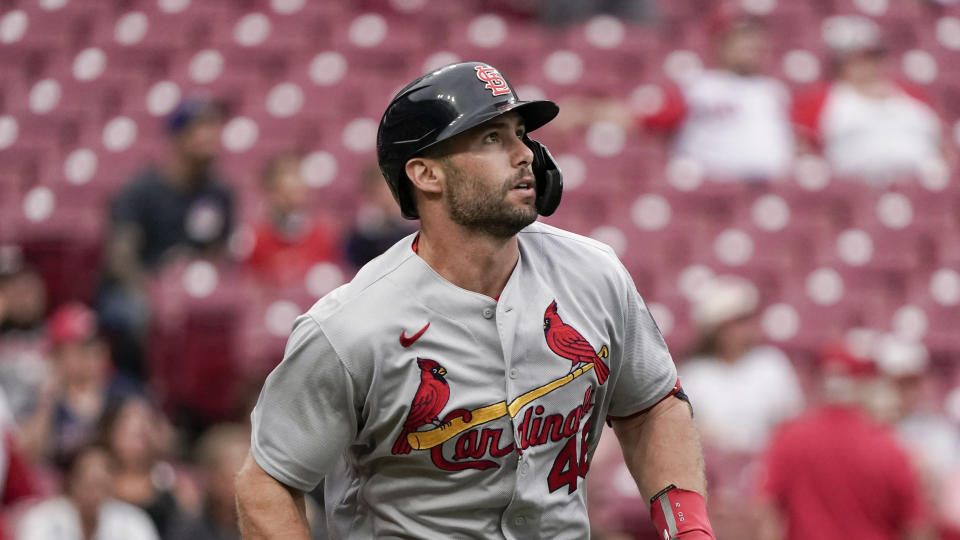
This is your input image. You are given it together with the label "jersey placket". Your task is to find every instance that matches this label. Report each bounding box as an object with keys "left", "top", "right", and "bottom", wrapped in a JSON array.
[{"left": 495, "top": 254, "right": 548, "bottom": 538}]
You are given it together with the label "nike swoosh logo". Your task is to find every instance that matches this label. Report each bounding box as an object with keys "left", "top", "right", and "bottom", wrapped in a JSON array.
[{"left": 399, "top": 322, "right": 430, "bottom": 348}]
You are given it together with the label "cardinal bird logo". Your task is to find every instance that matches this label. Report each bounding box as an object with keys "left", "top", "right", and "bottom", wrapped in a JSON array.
[
  {"left": 392, "top": 358, "right": 451, "bottom": 455},
  {"left": 543, "top": 300, "right": 610, "bottom": 385}
]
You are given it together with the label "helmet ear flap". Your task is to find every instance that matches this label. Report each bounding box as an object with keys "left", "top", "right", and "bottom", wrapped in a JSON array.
[
  {"left": 525, "top": 136, "right": 563, "bottom": 216},
  {"left": 396, "top": 172, "right": 420, "bottom": 220}
]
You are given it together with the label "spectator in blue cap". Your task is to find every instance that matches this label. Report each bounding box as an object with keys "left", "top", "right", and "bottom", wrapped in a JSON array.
[{"left": 96, "top": 94, "right": 235, "bottom": 382}]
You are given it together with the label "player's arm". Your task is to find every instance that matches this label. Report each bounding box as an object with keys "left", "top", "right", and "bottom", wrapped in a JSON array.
[
  {"left": 612, "top": 394, "right": 705, "bottom": 499},
  {"left": 607, "top": 259, "right": 713, "bottom": 538},
  {"left": 612, "top": 393, "right": 713, "bottom": 539},
  {"left": 235, "top": 450, "right": 310, "bottom": 539},
  {"left": 240, "top": 315, "right": 363, "bottom": 538}
]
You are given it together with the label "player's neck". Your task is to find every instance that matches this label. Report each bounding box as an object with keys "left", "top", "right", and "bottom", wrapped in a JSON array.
[{"left": 415, "top": 223, "right": 518, "bottom": 300}]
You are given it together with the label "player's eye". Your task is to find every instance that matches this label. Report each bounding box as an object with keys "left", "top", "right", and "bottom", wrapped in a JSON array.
[
  {"left": 483, "top": 132, "right": 500, "bottom": 144},
  {"left": 516, "top": 128, "right": 526, "bottom": 139}
]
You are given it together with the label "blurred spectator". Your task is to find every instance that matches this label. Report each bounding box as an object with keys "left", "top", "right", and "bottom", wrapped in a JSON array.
[
  {"left": 97, "top": 94, "right": 234, "bottom": 380},
  {"left": 942, "top": 385, "right": 960, "bottom": 538},
  {"left": 245, "top": 152, "right": 340, "bottom": 288},
  {"left": 0, "top": 249, "right": 50, "bottom": 422},
  {"left": 678, "top": 275, "right": 803, "bottom": 539},
  {"left": 479, "top": 0, "right": 653, "bottom": 25},
  {"left": 679, "top": 276, "right": 804, "bottom": 454},
  {"left": 344, "top": 164, "right": 417, "bottom": 269},
  {"left": 875, "top": 334, "right": 960, "bottom": 538},
  {"left": 793, "top": 15, "right": 953, "bottom": 182},
  {"left": 19, "top": 303, "right": 136, "bottom": 465},
  {"left": 0, "top": 386, "right": 38, "bottom": 540},
  {"left": 100, "top": 396, "right": 183, "bottom": 538},
  {"left": 536, "top": 0, "right": 654, "bottom": 25},
  {"left": 16, "top": 444, "right": 158, "bottom": 540},
  {"left": 755, "top": 343, "right": 932, "bottom": 540},
  {"left": 560, "top": 7, "right": 795, "bottom": 180},
  {"left": 0, "top": 253, "right": 45, "bottom": 338},
  {"left": 166, "top": 423, "right": 248, "bottom": 540}
]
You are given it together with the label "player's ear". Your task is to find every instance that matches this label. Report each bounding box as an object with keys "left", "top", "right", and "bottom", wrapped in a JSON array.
[{"left": 404, "top": 157, "right": 444, "bottom": 195}]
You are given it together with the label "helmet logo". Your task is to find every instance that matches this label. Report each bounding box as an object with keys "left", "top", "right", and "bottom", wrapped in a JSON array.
[{"left": 475, "top": 65, "right": 512, "bottom": 97}]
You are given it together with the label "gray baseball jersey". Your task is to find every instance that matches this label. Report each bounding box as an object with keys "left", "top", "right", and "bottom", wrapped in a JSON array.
[{"left": 251, "top": 221, "right": 678, "bottom": 539}]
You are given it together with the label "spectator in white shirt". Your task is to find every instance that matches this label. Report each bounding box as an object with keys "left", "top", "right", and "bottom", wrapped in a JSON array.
[
  {"left": 17, "top": 444, "right": 157, "bottom": 540},
  {"left": 656, "top": 13, "right": 794, "bottom": 180},
  {"left": 793, "top": 15, "right": 953, "bottom": 183},
  {"left": 679, "top": 275, "right": 804, "bottom": 455},
  {"left": 678, "top": 275, "right": 805, "bottom": 539},
  {"left": 558, "top": 8, "right": 795, "bottom": 181},
  {"left": 875, "top": 334, "right": 960, "bottom": 538}
]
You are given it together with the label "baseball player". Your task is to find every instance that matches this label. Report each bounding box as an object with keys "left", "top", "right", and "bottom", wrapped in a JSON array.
[{"left": 235, "top": 62, "right": 714, "bottom": 539}]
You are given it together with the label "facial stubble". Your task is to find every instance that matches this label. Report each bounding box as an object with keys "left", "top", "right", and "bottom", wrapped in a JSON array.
[{"left": 442, "top": 161, "right": 538, "bottom": 238}]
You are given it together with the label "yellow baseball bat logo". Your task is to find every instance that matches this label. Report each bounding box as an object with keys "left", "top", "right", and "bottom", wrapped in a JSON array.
[{"left": 407, "top": 363, "right": 597, "bottom": 450}]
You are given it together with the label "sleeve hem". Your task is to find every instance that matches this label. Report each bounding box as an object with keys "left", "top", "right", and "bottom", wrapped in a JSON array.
[
  {"left": 607, "top": 376, "right": 680, "bottom": 422},
  {"left": 250, "top": 428, "right": 320, "bottom": 493}
]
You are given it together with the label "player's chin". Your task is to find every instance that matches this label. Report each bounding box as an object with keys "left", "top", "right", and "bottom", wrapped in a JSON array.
[
  {"left": 506, "top": 190, "right": 537, "bottom": 209},
  {"left": 512, "top": 203, "right": 539, "bottom": 226}
]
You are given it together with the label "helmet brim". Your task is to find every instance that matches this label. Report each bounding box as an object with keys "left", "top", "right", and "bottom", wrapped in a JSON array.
[
  {"left": 505, "top": 99, "right": 560, "bottom": 133},
  {"left": 424, "top": 99, "right": 559, "bottom": 156}
]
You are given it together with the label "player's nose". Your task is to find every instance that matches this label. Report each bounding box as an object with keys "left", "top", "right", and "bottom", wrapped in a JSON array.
[{"left": 510, "top": 133, "right": 534, "bottom": 169}]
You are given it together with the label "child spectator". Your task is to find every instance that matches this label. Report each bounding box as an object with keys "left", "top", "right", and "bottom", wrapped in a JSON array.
[
  {"left": 245, "top": 152, "right": 340, "bottom": 287},
  {"left": 19, "top": 303, "right": 136, "bottom": 465},
  {"left": 101, "top": 396, "right": 184, "bottom": 538}
]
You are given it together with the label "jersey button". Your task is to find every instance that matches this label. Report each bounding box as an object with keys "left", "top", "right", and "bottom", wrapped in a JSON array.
[
  {"left": 509, "top": 368, "right": 518, "bottom": 379},
  {"left": 482, "top": 308, "right": 494, "bottom": 319}
]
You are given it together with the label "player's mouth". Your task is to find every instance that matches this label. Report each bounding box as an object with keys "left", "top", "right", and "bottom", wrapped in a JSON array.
[{"left": 510, "top": 176, "right": 535, "bottom": 195}]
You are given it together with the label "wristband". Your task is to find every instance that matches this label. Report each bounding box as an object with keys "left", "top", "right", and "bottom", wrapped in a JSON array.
[{"left": 649, "top": 484, "right": 715, "bottom": 539}]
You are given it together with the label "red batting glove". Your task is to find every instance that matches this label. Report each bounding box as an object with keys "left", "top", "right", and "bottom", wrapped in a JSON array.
[{"left": 649, "top": 485, "right": 715, "bottom": 539}]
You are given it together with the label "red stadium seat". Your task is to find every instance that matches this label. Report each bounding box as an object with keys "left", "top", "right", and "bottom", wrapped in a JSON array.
[{"left": 147, "top": 259, "right": 247, "bottom": 423}]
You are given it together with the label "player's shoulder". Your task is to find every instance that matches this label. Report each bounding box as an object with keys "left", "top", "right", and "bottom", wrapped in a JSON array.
[
  {"left": 519, "top": 221, "right": 618, "bottom": 258},
  {"left": 304, "top": 231, "right": 420, "bottom": 324},
  {"left": 520, "top": 221, "right": 630, "bottom": 283}
]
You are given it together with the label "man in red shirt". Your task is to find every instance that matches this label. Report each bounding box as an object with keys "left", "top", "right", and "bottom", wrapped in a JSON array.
[{"left": 756, "top": 342, "right": 932, "bottom": 540}]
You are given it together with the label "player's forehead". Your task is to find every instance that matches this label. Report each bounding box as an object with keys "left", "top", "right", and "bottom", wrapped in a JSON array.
[
  {"left": 429, "top": 112, "right": 525, "bottom": 157},
  {"left": 445, "top": 112, "right": 525, "bottom": 149},
  {"left": 469, "top": 111, "right": 526, "bottom": 135}
]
